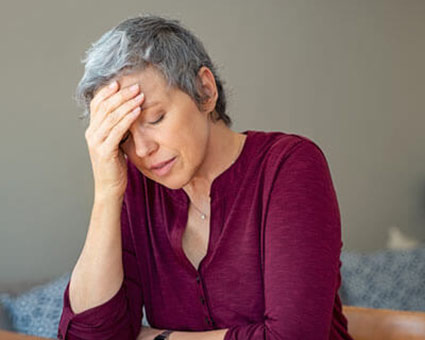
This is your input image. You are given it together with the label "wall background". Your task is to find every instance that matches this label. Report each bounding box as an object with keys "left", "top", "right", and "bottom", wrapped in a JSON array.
[{"left": 0, "top": 0, "right": 424, "bottom": 287}]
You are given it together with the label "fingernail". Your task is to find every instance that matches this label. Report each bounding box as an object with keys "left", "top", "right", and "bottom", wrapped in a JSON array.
[
  {"left": 134, "top": 93, "right": 144, "bottom": 101},
  {"left": 109, "top": 81, "right": 117, "bottom": 89},
  {"left": 130, "top": 84, "right": 139, "bottom": 92}
]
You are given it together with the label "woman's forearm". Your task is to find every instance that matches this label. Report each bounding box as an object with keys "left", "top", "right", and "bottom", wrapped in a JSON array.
[
  {"left": 68, "top": 196, "right": 125, "bottom": 314},
  {"left": 169, "top": 329, "right": 227, "bottom": 340},
  {"left": 137, "top": 327, "right": 228, "bottom": 340}
]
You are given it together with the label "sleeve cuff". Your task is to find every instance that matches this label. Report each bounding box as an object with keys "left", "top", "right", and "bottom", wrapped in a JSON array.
[{"left": 58, "top": 281, "right": 129, "bottom": 339}]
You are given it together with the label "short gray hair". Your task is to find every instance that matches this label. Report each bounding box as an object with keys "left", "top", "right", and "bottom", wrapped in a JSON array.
[{"left": 76, "top": 15, "right": 231, "bottom": 126}]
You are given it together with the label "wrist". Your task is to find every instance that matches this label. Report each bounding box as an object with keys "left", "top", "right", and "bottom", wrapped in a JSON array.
[
  {"left": 154, "top": 330, "right": 174, "bottom": 340},
  {"left": 93, "top": 192, "right": 124, "bottom": 206},
  {"left": 94, "top": 182, "right": 126, "bottom": 203}
]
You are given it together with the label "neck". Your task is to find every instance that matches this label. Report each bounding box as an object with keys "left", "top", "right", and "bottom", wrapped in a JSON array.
[{"left": 182, "top": 120, "right": 245, "bottom": 205}]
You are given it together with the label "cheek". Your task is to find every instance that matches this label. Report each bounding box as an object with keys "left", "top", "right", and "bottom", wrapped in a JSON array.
[
  {"left": 179, "top": 119, "right": 209, "bottom": 161},
  {"left": 184, "top": 134, "right": 209, "bottom": 175}
]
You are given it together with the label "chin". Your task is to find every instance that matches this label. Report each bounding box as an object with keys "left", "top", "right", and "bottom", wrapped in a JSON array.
[
  {"left": 162, "top": 171, "right": 196, "bottom": 190},
  {"left": 148, "top": 173, "right": 187, "bottom": 190},
  {"left": 163, "top": 182, "right": 184, "bottom": 190}
]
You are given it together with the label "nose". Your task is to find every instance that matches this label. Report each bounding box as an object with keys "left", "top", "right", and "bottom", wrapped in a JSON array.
[{"left": 132, "top": 130, "right": 158, "bottom": 159}]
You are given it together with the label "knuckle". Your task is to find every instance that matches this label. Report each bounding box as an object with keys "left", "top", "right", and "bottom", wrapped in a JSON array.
[
  {"left": 90, "top": 94, "right": 101, "bottom": 111},
  {"left": 85, "top": 130, "right": 97, "bottom": 148},
  {"left": 118, "top": 91, "right": 126, "bottom": 103},
  {"left": 98, "top": 101, "right": 107, "bottom": 113},
  {"left": 106, "top": 111, "right": 116, "bottom": 124},
  {"left": 121, "top": 101, "right": 133, "bottom": 114},
  {"left": 85, "top": 137, "right": 95, "bottom": 149}
]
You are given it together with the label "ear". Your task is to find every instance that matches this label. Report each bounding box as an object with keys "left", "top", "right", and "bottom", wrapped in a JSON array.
[{"left": 197, "top": 66, "right": 218, "bottom": 113}]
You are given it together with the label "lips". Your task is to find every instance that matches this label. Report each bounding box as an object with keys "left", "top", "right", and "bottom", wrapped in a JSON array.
[
  {"left": 149, "top": 157, "right": 177, "bottom": 177},
  {"left": 150, "top": 157, "right": 175, "bottom": 170}
]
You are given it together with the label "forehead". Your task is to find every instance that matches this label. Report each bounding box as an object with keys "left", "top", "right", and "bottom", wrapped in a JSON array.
[{"left": 115, "top": 67, "right": 172, "bottom": 106}]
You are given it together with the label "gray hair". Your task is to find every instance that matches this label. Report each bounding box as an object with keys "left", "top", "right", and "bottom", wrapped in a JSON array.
[{"left": 76, "top": 15, "right": 231, "bottom": 126}]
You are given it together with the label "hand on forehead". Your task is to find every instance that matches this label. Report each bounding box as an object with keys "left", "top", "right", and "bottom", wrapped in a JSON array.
[{"left": 114, "top": 67, "right": 170, "bottom": 108}]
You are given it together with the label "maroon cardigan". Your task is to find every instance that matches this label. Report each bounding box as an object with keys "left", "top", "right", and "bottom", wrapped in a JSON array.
[{"left": 58, "top": 130, "right": 353, "bottom": 340}]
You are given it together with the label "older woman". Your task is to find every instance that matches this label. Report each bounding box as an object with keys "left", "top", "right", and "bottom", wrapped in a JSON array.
[{"left": 58, "top": 15, "right": 353, "bottom": 340}]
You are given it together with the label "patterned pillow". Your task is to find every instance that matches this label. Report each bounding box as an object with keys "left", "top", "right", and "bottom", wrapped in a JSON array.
[
  {"left": 0, "top": 302, "right": 13, "bottom": 331},
  {"left": 0, "top": 273, "right": 150, "bottom": 338},
  {"left": 0, "top": 273, "right": 70, "bottom": 338},
  {"left": 339, "top": 247, "right": 425, "bottom": 311}
]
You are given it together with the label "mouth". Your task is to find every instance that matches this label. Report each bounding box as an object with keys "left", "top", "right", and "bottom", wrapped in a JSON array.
[{"left": 150, "top": 157, "right": 177, "bottom": 177}]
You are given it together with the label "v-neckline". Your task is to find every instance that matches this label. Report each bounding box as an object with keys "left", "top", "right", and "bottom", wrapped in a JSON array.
[
  {"left": 173, "top": 191, "right": 216, "bottom": 274},
  {"left": 165, "top": 130, "right": 253, "bottom": 275},
  {"left": 181, "top": 203, "right": 212, "bottom": 272}
]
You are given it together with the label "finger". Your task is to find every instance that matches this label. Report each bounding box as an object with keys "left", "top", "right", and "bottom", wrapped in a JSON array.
[
  {"left": 102, "top": 106, "right": 141, "bottom": 151},
  {"left": 95, "top": 83, "right": 140, "bottom": 124},
  {"left": 90, "top": 81, "right": 120, "bottom": 117},
  {"left": 94, "top": 92, "right": 144, "bottom": 144}
]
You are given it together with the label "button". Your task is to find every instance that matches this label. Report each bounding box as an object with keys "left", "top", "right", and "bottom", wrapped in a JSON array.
[
  {"left": 196, "top": 276, "right": 201, "bottom": 283},
  {"left": 204, "top": 317, "right": 214, "bottom": 325},
  {"left": 200, "top": 296, "right": 205, "bottom": 304}
]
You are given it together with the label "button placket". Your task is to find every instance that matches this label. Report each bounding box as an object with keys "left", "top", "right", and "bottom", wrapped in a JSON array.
[
  {"left": 196, "top": 275, "right": 206, "bottom": 310},
  {"left": 205, "top": 316, "right": 212, "bottom": 325},
  {"left": 196, "top": 273, "right": 215, "bottom": 328}
]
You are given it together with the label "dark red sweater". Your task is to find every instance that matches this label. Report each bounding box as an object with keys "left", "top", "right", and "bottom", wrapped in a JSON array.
[{"left": 58, "top": 130, "right": 353, "bottom": 340}]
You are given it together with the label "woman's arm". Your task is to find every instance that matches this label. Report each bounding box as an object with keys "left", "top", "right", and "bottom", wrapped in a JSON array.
[
  {"left": 69, "top": 196, "right": 124, "bottom": 314},
  {"left": 58, "top": 200, "right": 144, "bottom": 339},
  {"left": 58, "top": 80, "right": 145, "bottom": 339},
  {"left": 68, "top": 79, "right": 143, "bottom": 313},
  {"left": 223, "top": 141, "right": 342, "bottom": 339},
  {"left": 137, "top": 327, "right": 228, "bottom": 340}
]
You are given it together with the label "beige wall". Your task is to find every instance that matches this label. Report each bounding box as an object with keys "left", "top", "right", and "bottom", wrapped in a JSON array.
[{"left": 0, "top": 0, "right": 424, "bottom": 286}]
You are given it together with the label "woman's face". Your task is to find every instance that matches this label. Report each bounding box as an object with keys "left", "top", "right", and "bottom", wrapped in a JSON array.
[{"left": 117, "top": 67, "right": 211, "bottom": 189}]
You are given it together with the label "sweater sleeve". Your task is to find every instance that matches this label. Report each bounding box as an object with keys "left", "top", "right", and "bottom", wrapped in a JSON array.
[
  {"left": 224, "top": 140, "right": 343, "bottom": 340},
  {"left": 57, "top": 202, "right": 144, "bottom": 340}
]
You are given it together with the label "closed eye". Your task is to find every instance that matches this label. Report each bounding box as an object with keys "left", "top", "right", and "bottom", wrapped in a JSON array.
[
  {"left": 119, "top": 132, "right": 130, "bottom": 146},
  {"left": 149, "top": 114, "right": 164, "bottom": 125}
]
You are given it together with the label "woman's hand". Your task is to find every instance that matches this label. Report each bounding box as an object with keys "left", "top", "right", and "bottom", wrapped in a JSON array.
[
  {"left": 85, "top": 80, "right": 144, "bottom": 200},
  {"left": 137, "top": 326, "right": 167, "bottom": 340}
]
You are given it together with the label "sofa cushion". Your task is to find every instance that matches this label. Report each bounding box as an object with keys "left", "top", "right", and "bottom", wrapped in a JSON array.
[
  {"left": 339, "top": 247, "right": 425, "bottom": 311},
  {"left": 0, "top": 273, "right": 150, "bottom": 338},
  {"left": 0, "top": 274, "right": 70, "bottom": 338},
  {"left": 0, "top": 303, "right": 13, "bottom": 331}
]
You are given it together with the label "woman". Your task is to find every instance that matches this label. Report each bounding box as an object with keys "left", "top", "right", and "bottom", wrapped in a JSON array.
[{"left": 58, "top": 15, "right": 353, "bottom": 340}]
